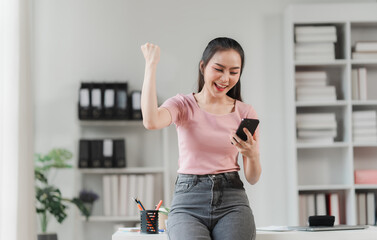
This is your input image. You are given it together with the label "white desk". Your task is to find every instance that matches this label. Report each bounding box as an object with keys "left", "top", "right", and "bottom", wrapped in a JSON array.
[{"left": 112, "top": 226, "right": 377, "bottom": 240}]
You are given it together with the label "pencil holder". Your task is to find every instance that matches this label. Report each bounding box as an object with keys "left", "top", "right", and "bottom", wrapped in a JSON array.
[{"left": 140, "top": 210, "right": 159, "bottom": 234}]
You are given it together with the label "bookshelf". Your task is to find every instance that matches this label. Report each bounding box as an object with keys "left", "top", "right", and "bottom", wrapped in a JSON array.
[
  {"left": 76, "top": 120, "right": 172, "bottom": 240},
  {"left": 285, "top": 3, "right": 377, "bottom": 226}
]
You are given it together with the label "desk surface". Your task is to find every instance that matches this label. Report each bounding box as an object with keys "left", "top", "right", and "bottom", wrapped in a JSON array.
[{"left": 113, "top": 226, "right": 377, "bottom": 240}]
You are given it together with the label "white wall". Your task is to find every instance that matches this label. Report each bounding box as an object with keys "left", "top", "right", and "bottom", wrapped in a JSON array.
[{"left": 32, "top": 0, "right": 367, "bottom": 239}]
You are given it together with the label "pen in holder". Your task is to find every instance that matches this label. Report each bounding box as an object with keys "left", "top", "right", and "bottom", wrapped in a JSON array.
[{"left": 140, "top": 210, "right": 159, "bottom": 234}]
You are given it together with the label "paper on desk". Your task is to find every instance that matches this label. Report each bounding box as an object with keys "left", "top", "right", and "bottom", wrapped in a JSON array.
[{"left": 256, "top": 226, "right": 294, "bottom": 232}]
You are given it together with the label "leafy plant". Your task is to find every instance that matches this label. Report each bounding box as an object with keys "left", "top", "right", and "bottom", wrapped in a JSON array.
[
  {"left": 158, "top": 206, "right": 170, "bottom": 216},
  {"left": 35, "top": 148, "right": 90, "bottom": 233}
]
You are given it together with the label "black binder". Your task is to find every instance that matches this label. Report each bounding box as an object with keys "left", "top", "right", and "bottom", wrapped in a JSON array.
[
  {"left": 78, "top": 83, "right": 92, "bottom": 120},
  {"left": 102, "top": 139, "right": 113, "bottom": 168},
  {"left": 113, "top": 139, "right": 126, "bottom": 168},
  {"left": 78, "top": 140, "right": 90, "bottom": 168},
  {"left": 91, "top": 83, "right": 103, "bottom": 119},
  {"left": 103, "top": 83, "right": 115, "bottom": 119},
  {"left": 130, "top": 90, "right": 142, "bottom": 120},
  {"left": 115, "top": 83, "right": 129, "bottom": 119},
  {"left": 90, "top": 140, "right": 103, "bottom": 168}
]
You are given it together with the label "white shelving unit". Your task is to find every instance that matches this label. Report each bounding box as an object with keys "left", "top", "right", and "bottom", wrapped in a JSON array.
[
  {"left": 75, "top": 120, "right": 171, "bottom": 240},
  {"left": 284, "top": 3, "right": 377, "bottom": 226}
]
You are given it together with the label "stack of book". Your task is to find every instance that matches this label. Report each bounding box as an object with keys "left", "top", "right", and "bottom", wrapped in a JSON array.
[
  {"left": 103, "top": 174, "right": 155, "bottom": 217},
  {"left": 299, "top": 193, "right": 340, "bottom": 226},
  {"left": 351, "top": 68, "right": 368, "bottom": 100},
  {"left": 352, "top": 110, "right": 377, "bottom": 143},
  {"left": 295, "top": 71, "right": 337, "bottom": 102},
  {"left": 296, "top": 113, "right": 337, "bottom": 144},
  {"left": 294, "top": 25, "right": 337, "bottom": 61},
  {"left": 352, "top": 41, "right": 377, "bottom": 60},
  {"left": 356, "top": 192, "right": 376, "bottom": 225}
]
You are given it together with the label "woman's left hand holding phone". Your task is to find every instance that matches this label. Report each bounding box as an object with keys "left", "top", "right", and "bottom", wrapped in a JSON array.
[{"left": 230, "top": 128, "right": 259, "bottom": 160}]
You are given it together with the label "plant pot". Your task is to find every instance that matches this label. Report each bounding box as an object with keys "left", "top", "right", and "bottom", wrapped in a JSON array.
[{"left": 37, "top": 233, "right": 58, "bottom": 240}]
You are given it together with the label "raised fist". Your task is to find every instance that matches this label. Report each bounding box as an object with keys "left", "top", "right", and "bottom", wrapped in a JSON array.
[{"left": 141, "top": 43, "right": 160, "bottom": 66}]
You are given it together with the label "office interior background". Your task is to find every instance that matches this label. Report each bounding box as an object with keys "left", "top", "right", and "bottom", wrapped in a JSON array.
[{"left": 1, "top": 0, "right": 376, "bottom": 240}]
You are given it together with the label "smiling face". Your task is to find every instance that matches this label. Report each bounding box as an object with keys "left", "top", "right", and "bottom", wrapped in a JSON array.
[{"left": 200, "top": 49, "right": 242, "bottom": 99}]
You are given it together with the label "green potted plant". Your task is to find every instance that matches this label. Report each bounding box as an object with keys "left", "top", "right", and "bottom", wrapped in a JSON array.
[{"left": 35, "top": 148, "right": 90, "bottom": 240}]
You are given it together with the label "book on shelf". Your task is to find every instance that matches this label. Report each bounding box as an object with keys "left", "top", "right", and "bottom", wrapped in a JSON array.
[
  {"left": 352, "top": 69, "right": 359, "bottom": 100},
  {"left": 353, "top": 128, "right": 377, "bottom": 136},
  {"left": 296, "top": 86, "right": 336, "bottom": 95},
  {"left": 354, "top": 170, "right": 377, "bottom": 184},
  {"left": 103, "top": 139, "right": 114, "bottom": 168},
  {"left": 295, "top": 26, "right": 337, "bottom": 35},
  {"left": 295, "top": 53, "right": 335, "bottom": 61},
  {"left": 366, "top": 192, "right": 376, "bottom": 225},
  {"left": 299, "top": 192, "right": 341, "bottom": 226},
  {"left": 119, "top": 175, "right": 129, "bottom": 216},
  {"left": 352, "top": 52, "right": 377, "bottom": 60},
  {"left": 299, "top": 194, "right": 308, "bottom": 226},
  {"left": 295, "top": 80, "right": 327, "bottom": 87},
  {"left": 353, "top": 135, "right": 377, "bottom": 143},
  {"left": 357, "top": 193, "right": 367, "bottom": 225},
  {"left": 352, "top": 110, "right": 377, "bottom": 120},
  {"left": 295, "top": 71, "right": 327, "bottom": 80},
  {"left": 128, "top": 175, "right": 138, "bottom": 216},
  {"left": 358, "top": 68, "right": 367, "bottom": 100},
  {"left": 326, "top": 193, "right": 340, "bottom": 225},
  {"left": 103, "top": 175, "right": 112, "bottom": 216},
  {"left": 353, "top": 119, "right": 377, "bottom": 129},
  {"left": 316, "top": 193, "right": 327, "bottom": 215},
  {"left": 295, "top": 33, "right": 337, "bottom": 43},
  {"left": 297, "top": 113, "right": 336, "bottom": 122},
  {"left": 298, "top": 129, "right": 337, "bottom": 138},
  {"left": 296, "top": 95, "right": 336, "bottom": 102},
  {"left": 296, "top": 120, "right": 337, "bottom": 130},
  {"left": 111, "top": 175, "right": 119, "bottom": 216},
  {"left": 295, "top": 42, "right": 335, "bottom": 54},
  {"left": 297, "top": 137, "right": 334, "bottom": 144},
  {"left": 355, "top": 41, "right": 377, "bottom": 52}
]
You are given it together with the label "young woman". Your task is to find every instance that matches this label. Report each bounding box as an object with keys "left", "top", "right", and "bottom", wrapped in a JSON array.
[{"left": 141, "top": 37, "right": 261, "bottom": 240}]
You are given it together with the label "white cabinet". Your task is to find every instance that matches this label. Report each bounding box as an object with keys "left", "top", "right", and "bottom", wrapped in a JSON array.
[
  {"left": 76, "top": 120, "right": 171, "bottom": 240},
  {"left": 284, "top": 3, "right": 377, "bottom": 226}
]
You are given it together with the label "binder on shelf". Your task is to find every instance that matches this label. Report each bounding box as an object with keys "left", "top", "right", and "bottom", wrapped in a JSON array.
[
  {"left": 91, "top": 83, "right": 103, "bottom": 119},
  {"left": 78, "top": 83, "right": 92, "bottom": 120},
  {"left": 130, "top": 91, "right": 142, "bottom": 120},
  {"left": 111, "top": 175, "right": 119, "bottom": 216},
  {"left": 90, "top": 140, "right": 103, "bottom": 168},
  {"left": 115, "top": 83, "right": 129, "bottom": 119},
  {"left": 104, "top": 85, "right": 116, "bottom": 119},
  {"left": 119, "top": 175, "right": 129, "bottom": 216},
  {"left": 103, "top": 139, "right": 113, "bottom": 168},
  {"left": 78, "top": 140, "right": 91, "bottom": 168},
  {"left": 114, "top": 139, "right": 126, "bottom": 168}
]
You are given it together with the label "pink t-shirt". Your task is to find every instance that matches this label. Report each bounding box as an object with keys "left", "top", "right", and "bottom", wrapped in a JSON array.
[{"left": 161, "top": 93, "right": 259, "bottom": 175}]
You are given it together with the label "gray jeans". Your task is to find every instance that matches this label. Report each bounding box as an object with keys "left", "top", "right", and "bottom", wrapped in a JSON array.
[{"left": 167, "top": 172, "right": 256, "bottom": 240}]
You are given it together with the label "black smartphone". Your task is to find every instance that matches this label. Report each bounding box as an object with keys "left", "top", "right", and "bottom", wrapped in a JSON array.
[{"left": 236, "top": 118, "right": 259, "bottom": 141}]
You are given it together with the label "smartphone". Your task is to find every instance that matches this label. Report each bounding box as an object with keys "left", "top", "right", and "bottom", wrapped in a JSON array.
[{"left": 236, "top": 118, "right": 260, "bottom": 141}]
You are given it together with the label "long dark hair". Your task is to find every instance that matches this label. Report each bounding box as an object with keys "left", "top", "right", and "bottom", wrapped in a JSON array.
[{"left": 197, "top": 37, "right": 245, "bottom": 101}]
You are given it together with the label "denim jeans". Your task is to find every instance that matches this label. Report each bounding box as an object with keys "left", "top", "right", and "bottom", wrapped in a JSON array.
[{"left": 167, "top": 171, "right": 256, "bottom": 240}]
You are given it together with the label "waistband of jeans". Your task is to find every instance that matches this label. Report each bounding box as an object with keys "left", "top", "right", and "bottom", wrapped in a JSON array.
[{"left": 177, "top": 171, "right": 240, "bottom": 182}]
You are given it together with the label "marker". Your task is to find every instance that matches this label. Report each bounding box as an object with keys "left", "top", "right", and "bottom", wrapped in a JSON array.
[{"left": 155, "top": 200, "right": 163, "bottom": 210}]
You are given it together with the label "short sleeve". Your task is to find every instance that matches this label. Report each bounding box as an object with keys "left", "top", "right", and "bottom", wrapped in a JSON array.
[{"left": 160, "top": 94, "right": 188, "bottom": 126}]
